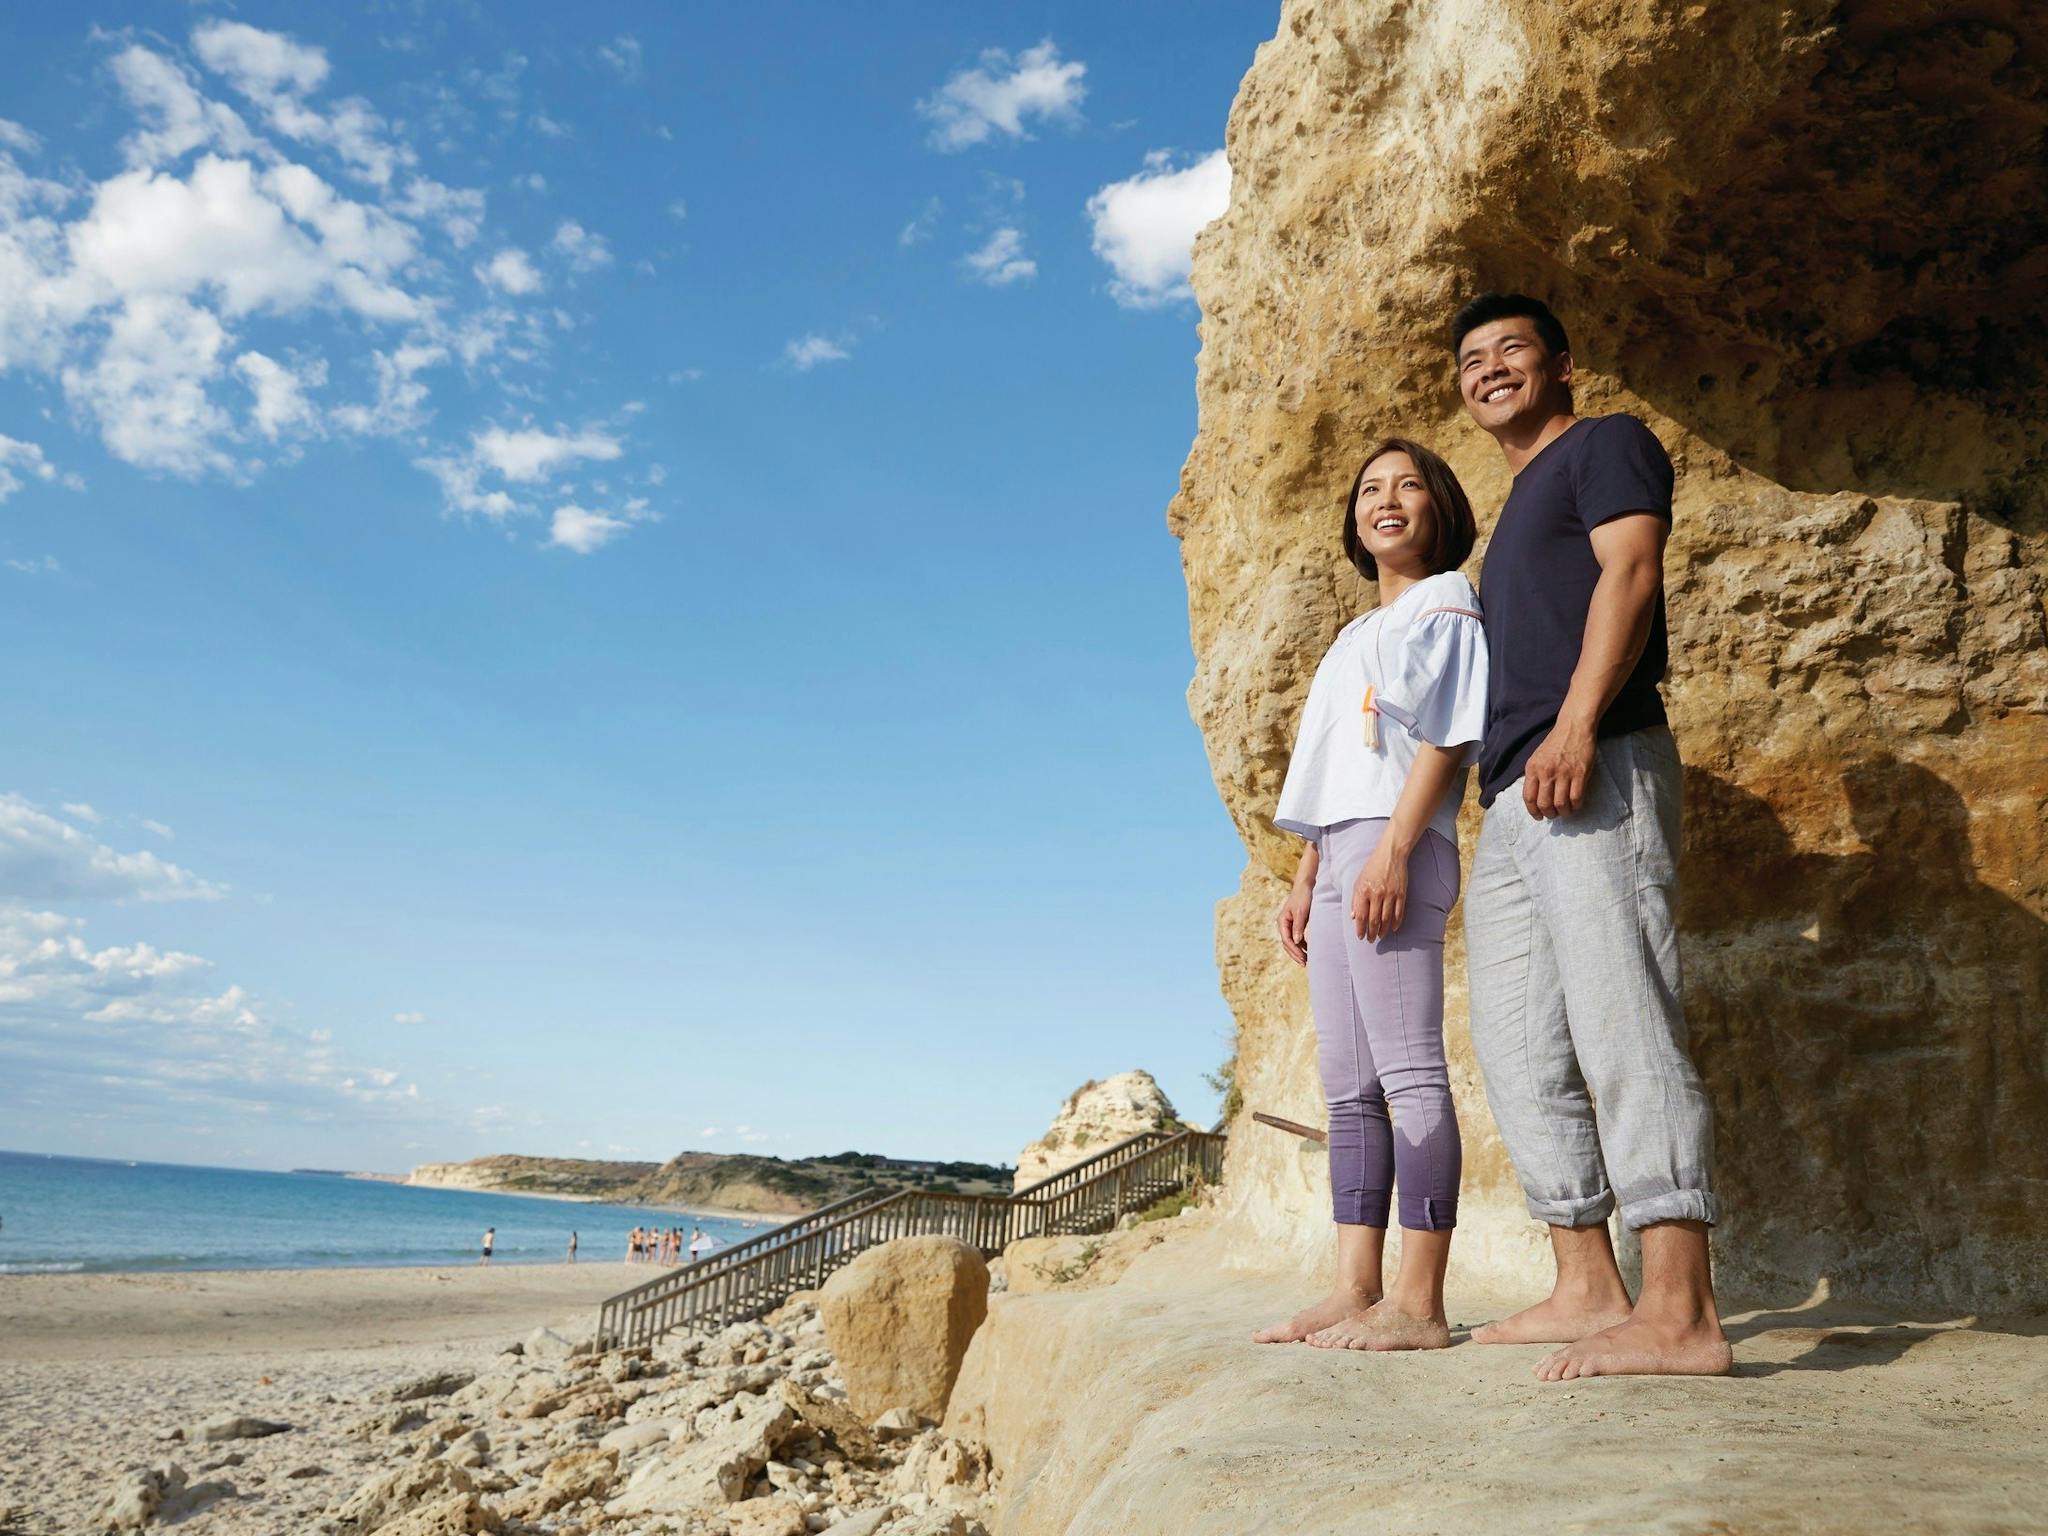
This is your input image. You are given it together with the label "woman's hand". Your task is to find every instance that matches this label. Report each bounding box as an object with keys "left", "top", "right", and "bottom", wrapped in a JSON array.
[
  {"left": 1351, "top": 835, "right": 1409, "bottom": 941},
  {"left": 1275, "top": 879, "right": 1312, "bottom": 965}
]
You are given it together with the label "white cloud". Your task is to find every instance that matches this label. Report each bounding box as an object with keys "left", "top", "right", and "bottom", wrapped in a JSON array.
[
  {"left": 516, "top": 172, "right": 547, "bottom": 193},
  {"left": 473, "top": 425, "right": 621, "bottom": 482},
  {"left": 666, "top": 198, "right": 687, "bottom": 222},
  {"left": 415, "top": 451, "right": 515, "bottom": 519},
  {"left": 0, "top": 434, "right": 63, "bottom": 502},
  {"left": 547, "top": 504, "right": 627, "bottom": 554},
  {"left": 5, "top": 556, "right": 60, "bottom": 575},
  {"left": 532, "top": 113, "right": 572, "bottom": 140},
  {"left": 331, "top": 341, "right": 445, "bottom": 437},
  {"left": 547, "top": 496, "right": 653, "bottom": 554},
  {"left": 784, "top": 333, "right": 851, "bottom": 371},
  {"left": 140, "top": 820, "right": 175, "bottom": 841},
  {"left": 900, "top": 197, "right": 941, "bottom": 247},
  {"left": 550, "top": 220, "right": 612, "bottom": 272},
  {"left": 392, "top": 178, "right": 485, "bottom": 247},
  {"left": 61, "top": 295, "right": 234, "bottom": 476},
  {"left": 192, "top": 21, "right": 412, "bottom": 187},
  {"left": 235, "top": 350, "right": 325, "bottom": 439},
  {"left": 393, "top": 1010, "right": 426, "bottom": 1024},
  {"left": 597, "top": 37, "right": 643, "bottom": 80},
  {"left": 0, "top": 903, "right": 427, "bottom": 1132},
  {"left": 192, "top": 22, "right": 329, "bottom": 99},
  {"left": 61, "top": 803, "right": 100, "bottom": 824},
  {"left": 962, "top": 227, "right": 1035, "bottom": 286},
  {"left": 109, "top": 44, "right": 259, "bottom": 169},
  {"left": 1086, "top": 148, "right": 1230, "bottom": 308},
  {"left": 918, "top": 41, "right": 1086, "bottom": 152},
  {"left": 476, "top": 247, "right": 544, "bottom": 295},
  {"left": 0, "top": 793, "right": 223, "bottom": 903},
  {"left": 0, "top": 24, "right": 644, "bottom": 553}
]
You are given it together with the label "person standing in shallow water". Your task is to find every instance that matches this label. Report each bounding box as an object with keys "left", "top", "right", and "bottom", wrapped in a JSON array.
[
  {"left": 1453, "top": 292, "right": 1731, "bottom": 1380},
  {"left": 1256, "top": 438, "right": 1488, "bottom": 1352}
]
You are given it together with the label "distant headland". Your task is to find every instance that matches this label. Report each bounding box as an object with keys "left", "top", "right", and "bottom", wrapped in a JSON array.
[{"left": 388, "top": 1148, "right": 1016, "bottom": 1215}]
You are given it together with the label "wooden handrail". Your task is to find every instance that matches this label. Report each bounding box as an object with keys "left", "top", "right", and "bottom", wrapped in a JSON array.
[{"left": 596, "top": 1128, "right": 1226, "bottom": 1348}]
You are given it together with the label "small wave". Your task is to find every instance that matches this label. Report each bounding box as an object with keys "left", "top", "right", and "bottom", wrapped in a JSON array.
[{"left": 0, "top": 1261, "right": 88, "bottom": 1274}]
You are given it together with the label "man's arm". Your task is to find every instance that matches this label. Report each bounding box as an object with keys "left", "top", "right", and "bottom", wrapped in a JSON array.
[{"left": 1521, "top": 512, "right": 1666, "bottom": 818}]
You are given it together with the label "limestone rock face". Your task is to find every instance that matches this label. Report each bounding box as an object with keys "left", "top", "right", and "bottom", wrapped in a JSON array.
[
  {"left": 1176, "top": 0, "right": 2048, "bottom": 1306},
  {"left": 819, "top": 1237, "right": 990, "bottom": 1422},
  {"left": 1013, "top": 1071, "right": 1183, "bottom": 1191}
]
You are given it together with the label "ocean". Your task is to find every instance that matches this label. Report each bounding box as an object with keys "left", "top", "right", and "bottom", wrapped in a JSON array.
[{"left": 0, "top": 1150, "right": 768, "bottom": 1274}]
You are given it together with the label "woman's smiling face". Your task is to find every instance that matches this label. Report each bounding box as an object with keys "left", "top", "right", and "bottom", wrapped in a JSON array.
[{"left": 1354, "top": 450, "right": 1438, "bottom": 577}]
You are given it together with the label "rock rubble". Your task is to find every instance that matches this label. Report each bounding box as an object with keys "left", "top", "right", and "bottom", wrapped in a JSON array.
[{"left": 92, "top": 1297, "right": 999, "bottom": 1536}]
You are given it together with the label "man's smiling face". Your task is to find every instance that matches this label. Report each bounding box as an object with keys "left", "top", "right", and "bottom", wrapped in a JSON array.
[{"left": 1458, "top": 317, "right": 1572, "bottom": 431}]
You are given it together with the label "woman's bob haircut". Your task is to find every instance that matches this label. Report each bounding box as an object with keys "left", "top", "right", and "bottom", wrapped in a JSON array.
[{"left": 1340, "top": 437, "right": 1478, "bottom": 582}]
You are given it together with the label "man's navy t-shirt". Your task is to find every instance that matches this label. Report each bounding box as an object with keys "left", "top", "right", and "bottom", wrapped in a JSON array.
[{"left": 1476, "top": 414, "right": 1674, "bottom": 807}]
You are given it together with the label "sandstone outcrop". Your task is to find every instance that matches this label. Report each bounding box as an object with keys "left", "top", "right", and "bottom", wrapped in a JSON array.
[
  {"left": 1012, "top": 1072, "right": 1184, "bottom": 1191},
  {"left": 1173, "top": 0, "right": 2048, "bottom": 1308},
  {"left": 820, "top": 1238, "right": 990, "bottom": 1423}
]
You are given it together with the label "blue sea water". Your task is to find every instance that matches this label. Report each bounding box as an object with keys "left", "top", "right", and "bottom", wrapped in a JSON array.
[{"left": 0, "top": 1150, "right": 768, "bottom": 1274}]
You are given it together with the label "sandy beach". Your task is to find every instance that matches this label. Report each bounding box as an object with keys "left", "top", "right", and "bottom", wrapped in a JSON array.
[
  {"left": 8, "top": 1242, "right": 2048, "bottom": 1536},
  {"left": 0, "top": 1264, "right": 634, "bottom": 1533}
]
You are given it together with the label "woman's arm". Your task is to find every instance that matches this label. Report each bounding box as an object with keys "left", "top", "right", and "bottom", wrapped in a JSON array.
[
  {"left": 1352, "top": 742, "right": 1465, "bottom": 940},
  {"left": 1275, "top": 840, "right": 1317, "bottom": 964}
]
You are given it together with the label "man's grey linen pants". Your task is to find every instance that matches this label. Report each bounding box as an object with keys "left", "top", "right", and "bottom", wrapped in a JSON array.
[{"left": 1464, "top": 725, "right": 1718, "bottom": 1230}]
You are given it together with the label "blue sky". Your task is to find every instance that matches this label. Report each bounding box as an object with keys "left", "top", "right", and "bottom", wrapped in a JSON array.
[{"left": 0, "top": 3, "right": 1265, "bottom": 1173}]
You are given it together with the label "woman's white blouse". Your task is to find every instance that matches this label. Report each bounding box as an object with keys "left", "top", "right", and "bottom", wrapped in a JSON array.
[{"left": 1273, "top": 570, "right": 1489, "bottom": 847}]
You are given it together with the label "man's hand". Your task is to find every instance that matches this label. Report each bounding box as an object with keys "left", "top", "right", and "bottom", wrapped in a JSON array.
[
  {"left": 1351, "top": 836, "right": 1409, "bottom": 941},
  {"left": 1522, "top": 713, "right": 1598, "bottom": 819}
]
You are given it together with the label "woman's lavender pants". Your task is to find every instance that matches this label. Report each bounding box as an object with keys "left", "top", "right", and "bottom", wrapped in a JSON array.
[{"left": 1306, "top": 818, "right": 1462, "bottom": 1231}]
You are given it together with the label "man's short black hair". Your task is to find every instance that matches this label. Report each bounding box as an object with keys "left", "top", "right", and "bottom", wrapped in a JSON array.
[{"left": 1451, "top": 293, "right": 1570, "bottom": 360}]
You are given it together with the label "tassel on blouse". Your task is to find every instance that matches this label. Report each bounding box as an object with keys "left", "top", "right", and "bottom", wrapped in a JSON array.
[{"left": 1362, "top": 684, "right": 1379, "bottom": 750}]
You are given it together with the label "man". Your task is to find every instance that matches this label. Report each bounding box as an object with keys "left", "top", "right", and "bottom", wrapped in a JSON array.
[
  {"left": 480, "top": 1226, "right": 495, "bottom": 1266},
  {"left": 1454, "top": 293, "right": 1730, "bottom": 1380}
]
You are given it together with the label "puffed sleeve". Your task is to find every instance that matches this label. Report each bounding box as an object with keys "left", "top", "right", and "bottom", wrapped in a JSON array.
[{"left": 1376, "top": 596, "right": 1488, "bottom": 750}]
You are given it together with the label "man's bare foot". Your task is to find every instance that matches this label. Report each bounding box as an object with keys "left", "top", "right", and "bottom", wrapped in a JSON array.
[
  {"left": 1471, "top": 1291, "right": 1632, "bottom": 1345},
  {"left": 1535, "top": 1312, "right": 1733, "bottom": 1381},
  {"left": 1252, "top": 1288, "right": 1380, "bottom": 1344},
  {"left": 1306, "top": 1298, "right": 1451, "bottom": 1352}
]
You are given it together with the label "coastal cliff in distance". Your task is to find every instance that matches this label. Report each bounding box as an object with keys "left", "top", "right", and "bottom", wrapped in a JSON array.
[
  {"left": 403, "top": 1155, "right": 658, "bottom": 1200},
  {"left": 403, "top": 1148, "right": 1014, "bottom": 1215}
]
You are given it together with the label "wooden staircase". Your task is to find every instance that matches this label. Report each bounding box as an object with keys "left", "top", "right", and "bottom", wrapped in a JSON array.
[{"left": 595, "top": 1127, "right": 1225, "bottom": 1349}]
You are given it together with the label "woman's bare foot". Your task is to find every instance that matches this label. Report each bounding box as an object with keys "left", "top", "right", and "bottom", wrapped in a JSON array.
[
  {"left": 1307, "top": 1297, "right": 1451, "bottom": 1352},
  {"left": 1535, "top": 1313, "right": 1733, "bottom": 1380},
  {"left": 1253, "top": 1288, "right": 1380, "bottom": 1344},
  {"left": 1471, "top": 1289, "right": 1633, "bottom": 1345}
]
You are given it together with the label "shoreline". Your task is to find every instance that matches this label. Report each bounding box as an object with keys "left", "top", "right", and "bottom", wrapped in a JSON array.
[
  {"left": 0, "top": 1260, "right": 641, "bottom": 1364},
  {"left": 374, "top": 1175, "right": 801, "bottom": 1224}
]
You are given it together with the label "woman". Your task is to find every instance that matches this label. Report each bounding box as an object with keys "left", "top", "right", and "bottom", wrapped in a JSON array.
[{"left": 1254, "top": 438, "right": 1487, "bottom": 1352}]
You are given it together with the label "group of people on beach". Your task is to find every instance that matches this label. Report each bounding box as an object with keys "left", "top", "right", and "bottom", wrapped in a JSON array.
[
  {"left": 1256, "top": 293, "right": 1730, "bottom": 1382},
  {"left": 626, "top": 1224, "right": 714, "bottom": 1266}
]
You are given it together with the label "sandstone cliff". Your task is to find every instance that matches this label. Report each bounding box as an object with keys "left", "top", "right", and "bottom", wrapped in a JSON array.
[
  {"left": 1012, "top": 1071, "right": 1186, "bottom": 1192},
  {"left": 404, "top": 1150, "right": 1014, "bottom": 1214},
  {"left": 1173, "top": 0, "right": 2048, "bottom": 1308},
  {"left": 404, "top": 1155, "right": 657, "bottom": 1200}
]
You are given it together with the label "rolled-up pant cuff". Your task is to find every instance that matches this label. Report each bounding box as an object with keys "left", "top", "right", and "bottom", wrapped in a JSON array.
[
  {"left": 1620, "top": 1189, "right": 1718, "bottom": 1230},
  {"left": 1398, "top": 1194, "right": 1457, "bottom": 1232},
  {"left": 1526, "top": 1190, "right": 1616, "bottom": 1228},
  {"left": 1334, "top": 1189, "right": 1393, "bottom": 1228}
]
